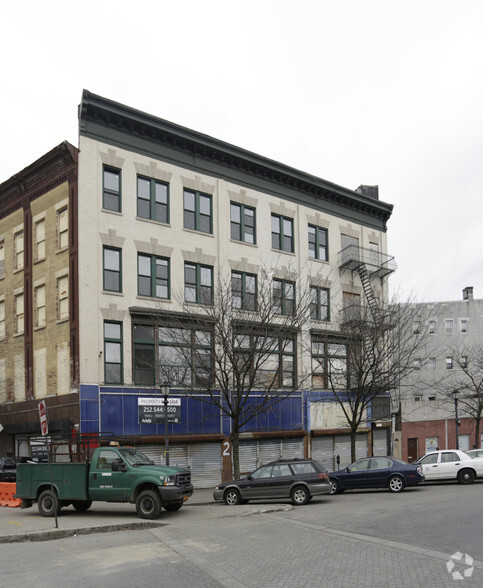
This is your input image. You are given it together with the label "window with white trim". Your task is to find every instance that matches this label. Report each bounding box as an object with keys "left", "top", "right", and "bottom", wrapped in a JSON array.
[
  {"left": 0, "top": 299, "right": 5, "bottom": 339},
  {"left": 57, "top": 208, "right": 68, "bottom": 250},
  {"left": 15, "top": 293, "right": 24, "bottom": 334},
  {"left": 14, "top": 230, "right": 24, "bottom": 270},
  {"left": 57, "top": 275, "right": 69, "bottom": 320},
  {"left": 0, "top": 239, "right": 4, "bottom": 278},
  {"left": 35, "top": 284, "right": 46, "bottom": 328},
  {"left": 35, "top": 219, "right": 46, "bottom": 261}
]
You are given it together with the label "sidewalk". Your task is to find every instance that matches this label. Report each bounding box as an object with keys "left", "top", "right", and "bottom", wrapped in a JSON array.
[{"left": 0, "top": 487, "right": 217, "bottom": 543}]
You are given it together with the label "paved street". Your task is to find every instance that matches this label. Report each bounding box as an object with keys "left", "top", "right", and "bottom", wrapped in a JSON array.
[{"left": 1, "top": 482, "right": 483, "bottom": 587}]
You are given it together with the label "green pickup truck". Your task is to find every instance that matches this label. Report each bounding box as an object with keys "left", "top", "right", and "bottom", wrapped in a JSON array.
[{"left": 15, "top": 445, "right": 193, "bottom": 519}]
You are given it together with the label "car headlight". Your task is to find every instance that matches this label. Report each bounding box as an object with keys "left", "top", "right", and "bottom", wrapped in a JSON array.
[{"left": 162, "top": 475, "right": 175, "bottom": 486}]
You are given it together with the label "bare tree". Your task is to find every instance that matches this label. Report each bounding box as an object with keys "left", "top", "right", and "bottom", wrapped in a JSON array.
[
  {"left": 438, "top": 344, "right": 483, "bottom": 449},
  {"left": 153, "top": 266, "right": 314, "bottom": 479},
  {"left": 323, "top": 294, "right": 433, "bottom": 461}
]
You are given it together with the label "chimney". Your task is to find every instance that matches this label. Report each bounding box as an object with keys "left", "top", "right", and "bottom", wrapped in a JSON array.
[
  {"left": 355, "top": 185, "right": 379, "bottom": 200},
  {"left": 463, "top": 287, "right": 474, "bottom": 301}
]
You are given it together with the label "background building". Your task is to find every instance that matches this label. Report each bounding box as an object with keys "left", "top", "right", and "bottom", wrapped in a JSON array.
[
  {"left": 0, "top": 91, "right": 395, "bottom": 484},
  {"left": 400, "top": 287, "right": 483, "bottom": 461}
]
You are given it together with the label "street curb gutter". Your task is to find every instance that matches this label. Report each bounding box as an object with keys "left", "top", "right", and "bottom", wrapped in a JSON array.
[{"left": 0, "top": 521, "right": 164, "bottom": 544}]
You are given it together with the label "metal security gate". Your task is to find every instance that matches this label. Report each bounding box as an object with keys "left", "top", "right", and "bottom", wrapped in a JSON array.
[
  {"left": 239, "top": 438, "right": 304, "bottom": 475},
  {"left": 140, "top": 442, "right": 222, "bottom": 488},
  {"left": 312, "top": 433, "right": 368, "bottom": 471},
  {"left": 372, "top": 427, "right": 389, "bottom": 456}
]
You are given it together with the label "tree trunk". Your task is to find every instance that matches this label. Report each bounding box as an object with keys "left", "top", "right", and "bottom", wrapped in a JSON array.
[
  {"left": 350, "top": 427, "right": 357, "bottom": 463},
  {"left": 231, "top": 427, "right": 241, "bottom": 480}
]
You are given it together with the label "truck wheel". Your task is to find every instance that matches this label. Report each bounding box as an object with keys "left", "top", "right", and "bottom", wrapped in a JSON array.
[
  {"left": 458, "top": 469, "right": 475, "bottom": 484},
  {"left": 136, "top": 490, "right": 162, "bottom": 519},
  {"left": 163, "top": 502, "right": 183, "bottom": 512},
  {"left": 72, "top": 500, "right": 93, "bottom": 513},
  {"left": 38, "top": 490, "right": 61, "bottom": 517}
]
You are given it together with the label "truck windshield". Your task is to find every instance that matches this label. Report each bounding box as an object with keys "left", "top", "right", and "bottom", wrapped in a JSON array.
[{"left": 118, "top": 448, "right": 154, "bottom": 466}]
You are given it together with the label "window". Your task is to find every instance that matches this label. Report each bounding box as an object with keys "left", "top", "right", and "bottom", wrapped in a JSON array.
[
  {"left": 138, "top": 254, "right": 169, "bottom": 299},
  {"left": 0, "top": 240, "right": 4, "bottom": 278},
  {"left": 230, "top": 203, "right": 256, "bottom": 244},
  {"left": 232, "top": 271, "right": 257, "bottom": 310},
  {"left": 273, "top": 279, "right": 295, "bottom": 316},
  {"left": 133, "top": 324, "right": 213, "bottom": 388},
  {"left": 310, "top": 286, "right": 329, "bottom": 321},
  {"left": 445, "top": 357, "right": 453, "bottom": 370},
  {"left": 34, "top": 285, "right": 46, "bottom": 328},
  {"left": 311, "top": 339, "right": 347, "bottom": 389},
  {"left": 428, "top": 395, "right": 436, "bottom": 401},
  {"left": 271, "top": 214, "right": 294, "bottom": 253},
  {"left": 14, "top": 231, "right": 24, "bottom": 270},
  {"left": 428, "top": 320, "right": 436, "bottom": 334},
  {"left": 428, "top": 357, "right": 436, "bottom": 371},
  {"left": 103, "top": 247, "right": 122, "bottom": 293},
  {"left": 413, "top": 358, "right": 421, "bottom": 371},
  {"left": 414, "top": 395, "right": 422, "bottom": 402},
  {"left": 412, "top": 321, "right": 421, "bottom": 334},
  {"left": 103, "top": 166, "right": 121, "bottom": 212},
  {"left": 104, "top": 321, "right": 123, "bottom": 384},
  {"left": 57, "top": 275, "right": 69, "bottom": 320},
  {"left": 308, "top": 225, "right": 328, "bottom": 261},
  {"left": 57, "top": 208, "right": 68, "bottom": 249},
  {"left": 445, "top": 319, "right": 454, "bottom": 334},
  {"left": 15, "top": 293, "right": 24, "bottom": 334},
  {"left": 185, "top": 263, "right": 213, "bottom": 304},
  {"left": 0, "top": 300, "right": 5, "bottom": 338},
  {"left": 137, "top": 176, "right": 169, "bottom": 223},
  {"left": 461, "top": 356, "right": 468, "bottom": 369},
  {"left": 460, "top": 319, "right": 469, "bottom": 334},
  {"left": 235, "top": 334, "right": 295, "bottom": 389},
  {"left": 34, "top": 219, "right": 46, "bottom": 261},
  {"left": 183, "top": 189, "right": 212, "bottom": 233}
]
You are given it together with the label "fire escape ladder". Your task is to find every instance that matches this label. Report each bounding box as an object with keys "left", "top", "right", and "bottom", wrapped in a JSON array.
[
  {"left": 357, "top": 264, "right": 379, "bottom": 368},
  {"left": 357, "top": 264, "right": 380, "bottom": 323}
]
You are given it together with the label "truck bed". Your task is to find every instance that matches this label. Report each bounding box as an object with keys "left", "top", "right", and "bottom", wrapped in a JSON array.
[{"left": 16, "top": 462, "right": 89, "bottom": 501}]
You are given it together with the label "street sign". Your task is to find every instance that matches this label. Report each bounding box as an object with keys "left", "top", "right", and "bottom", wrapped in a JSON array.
[{"left": 38, "top": 400, "right": 48, "bottom": 436}]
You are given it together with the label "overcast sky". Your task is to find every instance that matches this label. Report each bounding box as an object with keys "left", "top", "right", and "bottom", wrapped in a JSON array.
[{"left": 2, "top": 0, "right": 482, "bottom": 303}]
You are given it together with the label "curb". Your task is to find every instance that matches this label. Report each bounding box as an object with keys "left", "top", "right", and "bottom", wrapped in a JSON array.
[{"left": 0, "top": 520, "right": 165, "bottom": 544}]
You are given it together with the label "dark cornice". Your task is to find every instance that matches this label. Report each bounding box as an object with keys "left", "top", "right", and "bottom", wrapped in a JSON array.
[
  {"left": 0, "top": 141, "right": 78, "bottom": 218},
  {"left": 79, "top": 91, "right": 393, "bottom": 232}
]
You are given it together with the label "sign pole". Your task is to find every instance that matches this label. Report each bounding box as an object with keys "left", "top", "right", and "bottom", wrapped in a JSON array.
[{"left": 38, "top": 401, "right": 58, "bottom": 529}]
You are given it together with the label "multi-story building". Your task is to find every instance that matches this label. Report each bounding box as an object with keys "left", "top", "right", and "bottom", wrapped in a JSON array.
[
  {"left": 0, "top": 143, "right": 79, "bottom": 457},
  {"left": 0, "top": 91, "right": 395, "bottom": 484},
  {"left": 400, "top": 286, "right": 483, "bottom": 461}
]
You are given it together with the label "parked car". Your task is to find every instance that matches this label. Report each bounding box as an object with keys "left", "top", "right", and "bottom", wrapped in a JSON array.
[
  {"left": 213, "top": 458, "right": 331, "bottom": 506},
  {"left": 0, "top": 457, "right": 18, "bottom": 482},
  {"left": 328, "top": 456, "right": 424, "bottom": 494},
  {"left": 466, "top": 449, "right": 483, "bottom": 459},
  {"left": 416, "top": 449, "right": 483, "bottom": 484}
]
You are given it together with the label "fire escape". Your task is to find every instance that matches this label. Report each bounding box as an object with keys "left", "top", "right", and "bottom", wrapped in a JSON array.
[
  {"left": 338, "top": 244, "right": 397, "bottom": 323},
  {"left": 338, "top": 244, "right": 397, "bottom": 371}
]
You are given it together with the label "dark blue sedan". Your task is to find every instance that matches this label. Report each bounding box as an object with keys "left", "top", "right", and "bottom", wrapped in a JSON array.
[{"left": 329, "top": 456, "right": 424, "bottom": 494}]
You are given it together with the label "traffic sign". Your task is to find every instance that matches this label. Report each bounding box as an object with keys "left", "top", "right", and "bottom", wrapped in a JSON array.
[{"left": 38, "top": 400, "right": 48, "bottom": 436}]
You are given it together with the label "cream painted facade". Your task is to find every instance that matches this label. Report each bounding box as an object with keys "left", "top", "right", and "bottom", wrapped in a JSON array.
[{"left": 77, "top": 134, "right": 391, "bottom": 388}]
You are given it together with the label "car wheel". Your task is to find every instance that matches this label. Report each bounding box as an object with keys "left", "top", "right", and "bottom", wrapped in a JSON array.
[
  {"left": 72, "top": 500, "right": 92, "bottom": 513},
  {"left": 136, "top": 489, "right": 162, "bottom": 519},
  {"left": 388, "top": 475, "right": 405, "bottom": 493},
  {"left": 458, "top": 469, "right": 476, "bottom": 484},
  {"left": 163, "top": 502, "right": 183, "bottom": 512},
  {"left": 329, "top": 478, "right": 341, "bottom": 495},
  {"left": 38, "top": 489, "right": 61, "bottom": 517},
  {"left": 224, "top": 488, "right": 242, "bottom": 506},
  {"left": 291, "top": 485, "right": 309, "bottom": 505}
]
